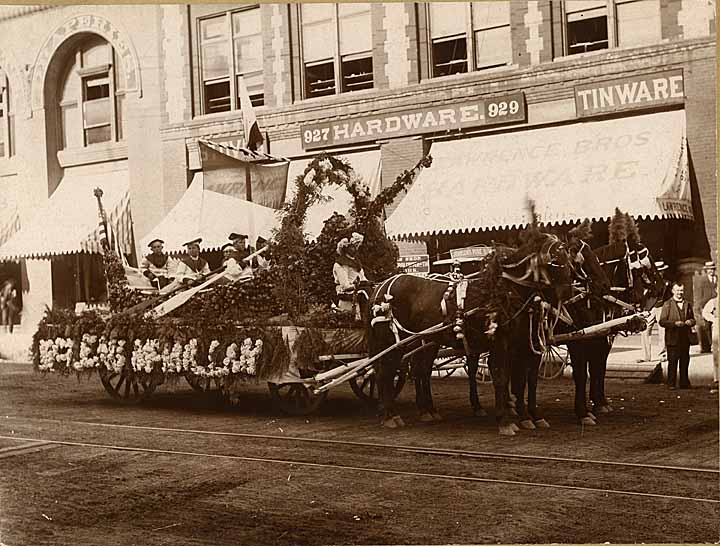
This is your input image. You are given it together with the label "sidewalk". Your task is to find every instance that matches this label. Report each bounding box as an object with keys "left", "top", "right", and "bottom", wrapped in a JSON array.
[
  {"left": 595, "top": 332, "right": 716, "bottom": 384},
  {"left": 0, "top": 331, "right": 32, "bottom": 362}
]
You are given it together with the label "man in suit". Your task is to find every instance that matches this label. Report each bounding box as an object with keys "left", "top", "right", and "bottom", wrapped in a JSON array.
[
  {"left": 659, "top": 282, "right": 696, "bottom": 389},
  {"left": 692, "top": 261, "right": 716, "bottom": 353},
  {"left": 174, "top": 238, "right": 210, "bottom": 287}
]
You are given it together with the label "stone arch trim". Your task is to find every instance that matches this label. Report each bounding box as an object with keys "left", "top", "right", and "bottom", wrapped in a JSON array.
[
  {"left": 0, "top": 49, "right": 30, "bottom": 118},
  {"left": 30, "top": 13, "right": 143, "bottom": 112}
]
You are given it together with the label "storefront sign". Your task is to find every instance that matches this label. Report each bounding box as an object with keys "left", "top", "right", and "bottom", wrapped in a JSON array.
[
  {"left": 301, "top": 93, "right": 526, "bottom": 150},
  {"left": 398, "top": 254, "right": 430, "bottom": 274},
  {"left": 575, "top": 70, "right": 684, "bottom": 117},
  {"left": 450, "top": 246, "right": 493, "bottom": 261}
]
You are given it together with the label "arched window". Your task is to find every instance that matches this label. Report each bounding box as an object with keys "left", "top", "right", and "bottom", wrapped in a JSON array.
[
  {"left": 0, "top": 67, "right": 12, "bottom": 158},
  {"left": 57, "top": 35, "right": 125, "bottom": 149}
]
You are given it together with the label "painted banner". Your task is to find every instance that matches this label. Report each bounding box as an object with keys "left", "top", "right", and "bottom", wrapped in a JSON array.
[
  {"left": 301, "top": 93, "right": 526, "bottom": 150},
  {"left": 385, "top": 110, "right": 693, "bottom": 239},
  {"left": 575, "top": 70, "right": 684, "bottom": 117},
  {"left": 398, "top": 254, "right": 430, "bottom": 274}
]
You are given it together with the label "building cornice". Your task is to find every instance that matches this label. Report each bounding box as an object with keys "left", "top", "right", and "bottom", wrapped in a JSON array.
[{"left": 0, "top": 5, "right": 57, "bottom": 22}]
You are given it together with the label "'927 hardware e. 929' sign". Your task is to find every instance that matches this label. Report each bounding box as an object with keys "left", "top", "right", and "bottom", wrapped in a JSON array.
[{"left": 301, "top": 93, "right": 526, "bottom": 150}]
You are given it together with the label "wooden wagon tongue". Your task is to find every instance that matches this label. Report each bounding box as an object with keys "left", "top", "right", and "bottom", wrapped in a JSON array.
[{"left": 549, "top": 312, "right": 648, "bottom": 344}]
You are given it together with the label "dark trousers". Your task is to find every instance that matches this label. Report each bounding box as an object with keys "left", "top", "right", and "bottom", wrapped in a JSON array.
[
  {"left": 666, "top": 344, "right": 691, "bottom": 388},
  {"left": 696, "top": 317, "right": 712, "bottom": 353}
]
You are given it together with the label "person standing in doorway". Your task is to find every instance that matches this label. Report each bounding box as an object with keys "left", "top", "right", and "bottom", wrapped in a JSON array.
[
  {"left": 693, "top": 261, "right": 716, "bottom": 353},
  {"left": 659, "top": 282, "right": 696, "bottom": 390},
  {"left": 0, "top": 279, "right": 18, "bottom": 333}
]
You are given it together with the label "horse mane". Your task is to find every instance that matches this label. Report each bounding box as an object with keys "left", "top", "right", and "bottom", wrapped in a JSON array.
[
  {"left": 568, "top": 219, "right": 593, "bottom": 245},
  {"left": 624, "top": 213, "right": 642, "bottom": 247},
  {"left": 608, "top": 208, "right": 628, "bottom": 245},
  {"left": 518, "top": 198, "right": 546, "bottom": 250}
]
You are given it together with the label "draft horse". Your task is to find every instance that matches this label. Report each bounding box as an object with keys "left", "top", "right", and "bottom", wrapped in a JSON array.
[{"left": 368, "top": 233, "right": 574, "bottom": 436}]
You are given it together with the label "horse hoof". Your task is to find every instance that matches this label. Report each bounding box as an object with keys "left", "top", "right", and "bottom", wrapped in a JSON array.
[
  {"left": 534, "top": 418, "right": 550, "bottom": 429},
  {"left": 392, "top": 415, "right": 406, "bottom": 427},
  {"left": 382, "top": 418, "right": 399, "bottom": 429},
  {"left": 509, "top": 394, "right": 517, "bottom": 403},
  {"left": 473, "top": 407, "right": 488, "bottom": 418},
  {"left": 498, "top": 425, "right": 516, "bottom": 436},
  {"left": 508, "top": 399, "right": 517, "bottom": 409},
  {"left": 431, "top": 411, "right": 443, "bottom": 422},
  {"left": 595, "top": 405, "right": 611, "bottom": 414},
  {"left": 580, "top": 416, "right": 597, "bottom": 426},
  {"left": 418, "top": 412, "right": 435, "bottom": 423},
  {"left": 519, "top": 419, "right": 536, "bottom": 430},
  {"left": 510, "top": 422, "right": 520, "bottom": 433},
  {"left": 587, "top": 412, "right": 597, "bottom": 421}
]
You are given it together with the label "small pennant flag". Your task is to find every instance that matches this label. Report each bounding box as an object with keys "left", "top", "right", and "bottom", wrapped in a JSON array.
[{"left": 238, "top": 74, "right": 263, "bottom": 152}]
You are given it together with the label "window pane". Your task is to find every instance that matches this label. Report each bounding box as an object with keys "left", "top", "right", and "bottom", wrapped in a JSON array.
[
  {"left": 432, "top": 36, "right": 468, "bottom": 76},
  {"left": 85, "top": 125, "right": 111, "bottom": 145},
  {"left": 84, "top": 76, "right": 110, "bottom": 101},
  {"left": 237, "top": 73, "right": 264, "bottom": 107},
  {"left": 429, "top": 2, "right": 467, "bottom": 39},
  {"left": 302, "top": 3, "right": 333, "bottom": 24},
  {"left": 83, "top": 98, "right": 111, "bottom": 128},
  {"left": 567, "top": 16, "right": 608, "bottom": 54},
  {"left": 565, "top": 0, "right": 607, "bottom": 14},
  {"left": 201, "top": 15, "right": 227, "bottom": 41},
  {"left": 475, "top": 26, "right": 511, "bottom": 68},
  {"left": 202, "top": 41, "right": 230, "bottom": 81},
  {"left": 472, "top": 1, "right": 509, "bottom": 29},
  {"left": 617, "top": 0, "right": 661, "bottom": 48},
  {"left": 204, "top": 80, "right": 231, "bottom": 113},
  {"left": 61, "top": 103, "right": 82, "bottom": 149},
  {"left": 305, "top": 61, "right": 335, "bottom": 98},
  {"left": 341, "top": 55, "right": 373, "bottom": 92},
  {"left": 234, "top": 34, "right": 263, "bottom": 74},
  {"left": 82, "top": 41, "right": 110, "bottom": 68},
  {"left": 232, "top": 8, "right": 261, "bottom": 36},
  {"left": 339, "top": 6, "right": 372, "bottom": 55}
]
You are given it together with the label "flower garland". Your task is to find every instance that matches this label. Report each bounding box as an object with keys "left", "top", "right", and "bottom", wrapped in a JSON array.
[
  {"left": 98, "top": 338, "right": 127, "bottom": 374},
  {"left": 38, "top": 337, "right": 75, "bottom": 372},
  {"left": 75, "top": 333, "right": 100, "bottom": 371},
  {"left": 223, "top": 338, "right": 263, "bottom": 375},
  {"left": 131, "top": 339, "right": 163, "bottom": 374}
]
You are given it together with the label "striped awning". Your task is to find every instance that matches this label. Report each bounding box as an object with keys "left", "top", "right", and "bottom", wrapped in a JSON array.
[
  {"left": 0, "top": 170, "right": 133, "bottom": 260},
  {"left": 386, "top": 110, "right": 692, "bottom": 240},
  {"left": 199, "top": 139, "right": 289, "bottom": 164}
]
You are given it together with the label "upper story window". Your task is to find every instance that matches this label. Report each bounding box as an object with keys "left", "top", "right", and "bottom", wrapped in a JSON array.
[
  {"left": 428, "top": 2, "right": 511, "bottom": 78},
  {"left": 199, "top": 6, "right": 263, "bottom": 114},
  {"left": 300, "top": 3, "right": 373, "bottom": 99},
  {"left": 0, "top": 68, "right": 11, "bottom": 158},
  {"left": 58, "top": 36, "right": 126, "bottom": 149},
  {"left": 564, "top": 0, "right": 661, "bottom": 55}
]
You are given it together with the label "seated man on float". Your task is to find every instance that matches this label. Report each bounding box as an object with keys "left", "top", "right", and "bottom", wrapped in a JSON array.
[
  {"left": 174, "top": 238, "right": 211, "bottom": 287},
  {"left": 228, "top": 233, "right": 256, "bottom": 278},
  {"left": 141, "top": 238, "right": 176, "bottom": 290},
  {"left": 221, "top": 243, "right": 253, "bottom": 283},
  {"left": 333, "top": 232, "right": 371, "bottom": 318}
]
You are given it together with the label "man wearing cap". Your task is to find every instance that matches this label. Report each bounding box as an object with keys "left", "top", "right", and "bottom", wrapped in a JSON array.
[
  {"left": 174, "top": 238, "right": 211, "bottom": 287},
  {"left": 693, "top": 261, "right": 716, "bottom": 353},
  {"left": 141, "top": 239, "right": 176, "bottom": 290},
  {"left": 229, "top": 233, "right": 256, "bottom": 264},
  {"left": 220, "top": 243, "right": 252, "bottom": 283},
  {"left": 640, "top": 261, "right": 670, "bottom": 362}
]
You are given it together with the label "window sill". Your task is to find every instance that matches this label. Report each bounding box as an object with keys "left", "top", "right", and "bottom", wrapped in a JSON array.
[{"left": 57, "top": 141, "right": 128, "bottom": 167}]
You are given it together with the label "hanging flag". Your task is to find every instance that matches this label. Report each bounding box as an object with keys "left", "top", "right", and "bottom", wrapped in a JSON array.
[{"left": 238, "top": 74, "right": 264, "bottom": 152}]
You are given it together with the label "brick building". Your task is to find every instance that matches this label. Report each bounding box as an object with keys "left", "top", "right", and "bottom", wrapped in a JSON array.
[{"left": 0, "top": 1, "right": 715, "bottom": 334}]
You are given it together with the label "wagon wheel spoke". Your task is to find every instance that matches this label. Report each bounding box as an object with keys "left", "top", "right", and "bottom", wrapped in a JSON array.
[
  {"left": 268, "top": 382, "right": 327, "bottom": 416},
  {"left": 99, "top": 367, "right": 158, "bottom": 404}
]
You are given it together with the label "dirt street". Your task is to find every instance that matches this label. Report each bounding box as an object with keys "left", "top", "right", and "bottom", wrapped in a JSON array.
[{"left": 0, "top": 362, "right": 718, "bottom": 545}]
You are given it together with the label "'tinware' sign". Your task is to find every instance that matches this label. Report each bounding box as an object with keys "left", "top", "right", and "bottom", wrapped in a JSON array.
[
  {"left": 301, "top": 93, "right": 526, "bottom": 150},
  {"left": 575, "top": 70, "right": 684, "bottom": 117}
]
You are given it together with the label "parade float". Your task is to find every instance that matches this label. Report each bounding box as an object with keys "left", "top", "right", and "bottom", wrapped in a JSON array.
[{"left": 31, "top": 154, "right": 433, "bottom": 413}]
